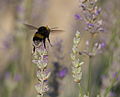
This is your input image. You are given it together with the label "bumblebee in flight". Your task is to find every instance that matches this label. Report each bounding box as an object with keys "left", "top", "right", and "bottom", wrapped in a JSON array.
[{"left": 24, "top": 24, "right": 63, "bottom": 52}]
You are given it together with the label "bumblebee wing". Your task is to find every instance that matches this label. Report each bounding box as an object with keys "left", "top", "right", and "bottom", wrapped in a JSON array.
[
  {"left": 50, "top": 29, "right": 64, "bottom": 33},
  {"left": 24, "top": 24, "right": 38, "bottom": 30},
  {"left": 51, "top": 27, "right": 59, "bottom": 29}
]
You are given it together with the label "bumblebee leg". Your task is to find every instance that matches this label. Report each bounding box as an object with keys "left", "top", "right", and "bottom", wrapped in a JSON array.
[
  {"left": 43, "top": 39, "right": 46, "bottom": 48},
  {"left": 33, "top": 45, "right": 35, "bottom": 53},
  {"left": 33, "top": 46, "right": 35, "bottom": 52},
  {"left": 47, "top": 38, "right": 52, "bottom": 47}
]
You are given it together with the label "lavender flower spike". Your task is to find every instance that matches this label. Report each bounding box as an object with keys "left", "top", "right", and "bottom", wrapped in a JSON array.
[
  {"left": 32, "top": 43, "right": 51, "bottom": 96},
  {"left": 71, "top": 31, "right": 84, "bottom": 83}
]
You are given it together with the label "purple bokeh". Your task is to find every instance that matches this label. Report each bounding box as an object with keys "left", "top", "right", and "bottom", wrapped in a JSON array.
[
  {"left": 112, "top": 72, "right": 119, "bottom": 81},
  {"left": 58, "top": 67, "right": 68, "bottom": 78},
  {"left": 14, "top": 74, "right": 21, "bottom": 81},
  {"left": 101, "top": 42, "right": 106, "bottom": 48}
]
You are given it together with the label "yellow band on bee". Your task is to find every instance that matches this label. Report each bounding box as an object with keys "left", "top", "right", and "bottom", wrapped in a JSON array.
[
  {"left": 35, "top": 33, "right": 44, "bottom": 38},
  {"left": 45, "top": 26, "right": 50, "bottom": 30}
]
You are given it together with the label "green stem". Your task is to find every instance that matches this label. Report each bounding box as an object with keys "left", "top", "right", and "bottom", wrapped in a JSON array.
[
  {"left": 79, "top": 84, "right": 83, "bottom": 97},
  {"left": 88, "top": 57, "right": 92, "bottom": 97},
  {"left": 87, "top": 34, "right": 94, "bottom": 97}
]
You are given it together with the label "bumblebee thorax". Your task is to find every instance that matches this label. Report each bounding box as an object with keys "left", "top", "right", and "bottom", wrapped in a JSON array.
[{"left": 38, "top": 26, "right": 50, "bottom": 32}]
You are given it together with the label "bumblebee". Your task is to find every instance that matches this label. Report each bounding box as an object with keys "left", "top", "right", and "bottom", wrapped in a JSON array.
[{"left": 24, "top": 24, "right": 63, "bottom": 52}]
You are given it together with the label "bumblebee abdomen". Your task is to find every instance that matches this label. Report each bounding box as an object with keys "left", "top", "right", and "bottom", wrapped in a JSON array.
[
  {"left": 34, "top": 33, "right": 44, "bottom": 39},
  {"left": 33, "top": 32, "right": 44, "bottom": 41},
  {"left": 33, "top": 36, "right": 42, "bottom": 41}
]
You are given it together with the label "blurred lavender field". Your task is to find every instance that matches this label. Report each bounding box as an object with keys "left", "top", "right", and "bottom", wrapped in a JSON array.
[{"left": 0, "top": 0, "right": 120, "bottom": 97}]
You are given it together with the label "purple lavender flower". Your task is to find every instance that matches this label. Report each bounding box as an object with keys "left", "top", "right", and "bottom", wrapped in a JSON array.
[
  {"left": 74, "top": 14, "right": 82, "bottom": 20},
  {"left": 87, "top": 23, "right": 94, "bottom": 27},
  {"left": 95, "top": 8, "right": 101, "bottom": 15},
  {"left": 58, "top": 67, "right": 68, "bottom": 78}
]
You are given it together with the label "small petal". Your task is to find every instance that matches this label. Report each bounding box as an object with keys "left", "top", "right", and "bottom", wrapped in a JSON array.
[
  {"left": 70, "top": 53, "right": 76, "bottom": 60},
  {"left": 75, "top": 31, "right": 81, "bottom": 38},
  {"left": 97, "top": 20, "right": 103, "bottom": 25},
  {"left": 35, "top": 82, "right": 49, "bottom": 94},
  {"left": 72, "top": 47, "right": 78, "bottom": 54},
  {"left": 73, "top": 37, "right": 80, "bottom": 45}
]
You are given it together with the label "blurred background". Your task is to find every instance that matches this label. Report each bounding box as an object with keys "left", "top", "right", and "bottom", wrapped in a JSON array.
[{"left": 0, "top": 0, "right": 120, "bottom": 97}]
